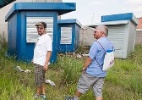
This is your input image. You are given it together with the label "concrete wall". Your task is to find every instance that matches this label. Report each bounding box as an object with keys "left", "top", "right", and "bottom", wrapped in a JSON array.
[
  {"left": 135, "top": 30, "right": 142, "bottom": 44},
  {"left": 136, "top": 17, "right": 142, "bottom": 44},
  {"left": 0, "top": 0, "right": 62, "bottom": 41},
  {"left": 135, "top": 18, "right": 142, "bottom": 44},
  {"left": 79, "top": 28, "right": 95, "bottom": 47}
]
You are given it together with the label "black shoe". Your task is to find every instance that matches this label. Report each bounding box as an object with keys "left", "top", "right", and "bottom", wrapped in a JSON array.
[{"left": 65, "top": 96, "right": 74, "bottom": 100}]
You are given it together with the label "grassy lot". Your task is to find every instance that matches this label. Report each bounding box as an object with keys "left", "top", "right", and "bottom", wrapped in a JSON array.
[{"left": 0, "top": 44, "right": 142, "bottom": 100}]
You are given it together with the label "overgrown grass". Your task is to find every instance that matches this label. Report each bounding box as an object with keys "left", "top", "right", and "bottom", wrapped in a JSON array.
[{"left": 0, "top": 44, "right": 142, "bottom": 100}]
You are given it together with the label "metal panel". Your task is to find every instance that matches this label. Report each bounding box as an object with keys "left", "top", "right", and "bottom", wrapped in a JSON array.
[
  {"left": 26, "top": 17, "right": 53, "bottom": 43},
  {"left": 60, "top": 27, "right": 72, "bottom": 44},
  {"left": 108, "top": 25, "right": 125, "bottom": 50}
]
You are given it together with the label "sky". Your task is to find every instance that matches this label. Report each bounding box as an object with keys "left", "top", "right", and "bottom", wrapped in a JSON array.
[{"left": 62, "top": 0, "right": 142, "bottom": 25}]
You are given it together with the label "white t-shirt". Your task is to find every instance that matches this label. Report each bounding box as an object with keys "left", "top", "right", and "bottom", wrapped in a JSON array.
[{"left": 33, "top": 34, "right": 52, "bottom": 66}]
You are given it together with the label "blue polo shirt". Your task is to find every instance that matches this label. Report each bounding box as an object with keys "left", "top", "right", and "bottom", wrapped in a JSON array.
[{"left": 86, "top": 37, "right": 114, "bottom": 77}]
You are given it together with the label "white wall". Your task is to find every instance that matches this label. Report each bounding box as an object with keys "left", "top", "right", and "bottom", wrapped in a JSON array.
[
  {"left": 135, "top": 30, "right": 142, "bottom": 44},
  {"left": 0, "top": 0, "right": 30, "bottom": 39},
  {"left": 0, "top": 0, "right": 62, "bottom": 41},
  {"left": 79, "top": 28, "right": 95, "bottom": 47}
]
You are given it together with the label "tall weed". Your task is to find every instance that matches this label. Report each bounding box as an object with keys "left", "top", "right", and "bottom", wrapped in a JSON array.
[
  {"left": 0, "top": 44, "right": 142, "bottom": 100},
  {"left": 57, "top": 55, "right": 83, "bottom": 84}
]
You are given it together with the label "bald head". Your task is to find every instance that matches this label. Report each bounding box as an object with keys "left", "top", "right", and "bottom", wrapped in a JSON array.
[{"left": 96, "top": 25, "right": 108, "bottom": 36}]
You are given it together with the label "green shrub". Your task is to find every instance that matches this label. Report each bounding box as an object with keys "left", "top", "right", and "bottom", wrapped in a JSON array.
[{"left": 57, "top": 55, "right": 83, "bottom": 84}]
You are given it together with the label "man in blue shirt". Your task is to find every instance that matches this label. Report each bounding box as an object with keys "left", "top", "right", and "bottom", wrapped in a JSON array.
[{"left": 65, "top": 25, "right": 114, "bottom": 100}]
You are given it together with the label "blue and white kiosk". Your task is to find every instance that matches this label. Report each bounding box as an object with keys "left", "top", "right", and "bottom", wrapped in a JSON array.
[
  {"left": 5, "top": 2, "right": 76, "bottom": 62},
  {"left": 58, "top": 19, "right": 81, "bottom": 52},
  {"left": 98, "top": 13, "right": 138, "bottom": 58}
]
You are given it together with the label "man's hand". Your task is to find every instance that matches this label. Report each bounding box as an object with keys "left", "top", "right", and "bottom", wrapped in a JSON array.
[
  {"left": 82, "top": 67, "right": 86, "bottom": 73},
  {"left": 82, "top": 67, "right": 86, "bottom": 71},
  {"left": 82, "top": 57, "right": 92, "bottom": 73},
  {"left": 31, "top": 59, "right": 33, "bottom": 63},
  {"left": 43, "top": 65, "right": 48, "bottom": 71}
]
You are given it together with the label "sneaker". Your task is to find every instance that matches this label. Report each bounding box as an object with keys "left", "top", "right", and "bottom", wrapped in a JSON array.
[
  {"left": 33, "top": 94, "right": 40, "bottom": 99},
  {"left": 65, "top": 96, "right": 74, "bottom": 100},
  {"left": 41, "top": 94, "right": 47, "bottom": 100}
]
